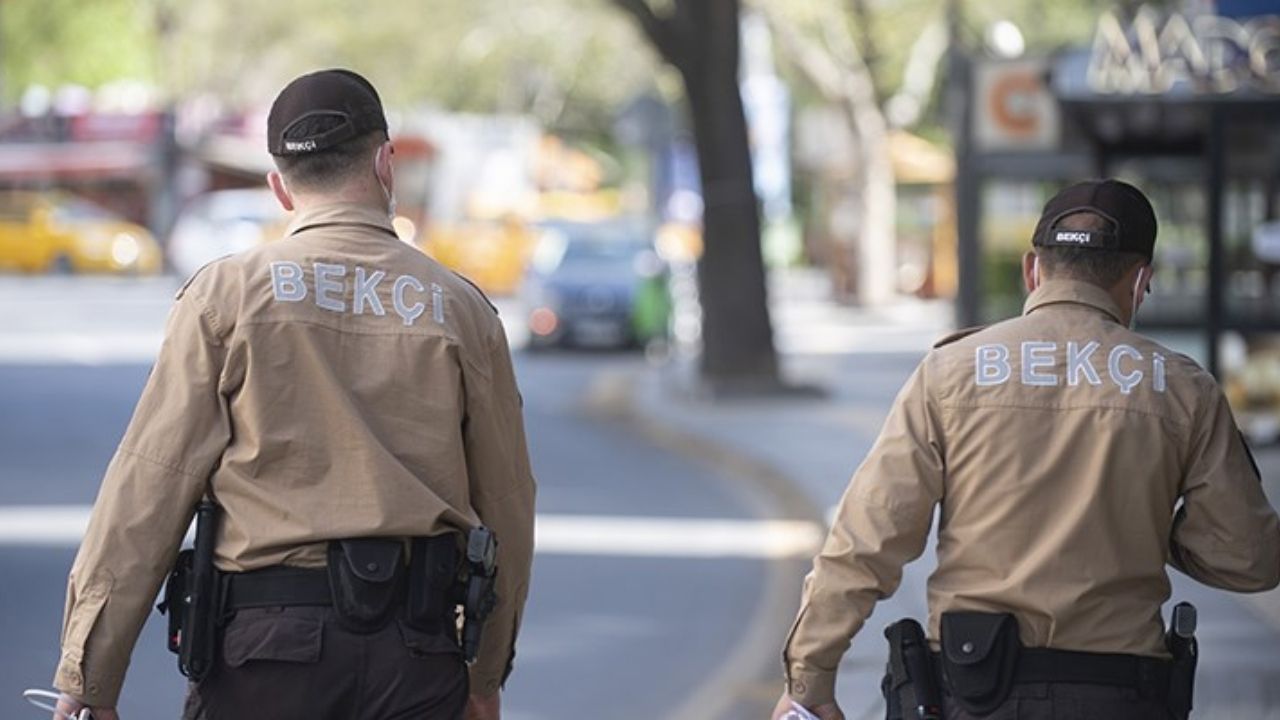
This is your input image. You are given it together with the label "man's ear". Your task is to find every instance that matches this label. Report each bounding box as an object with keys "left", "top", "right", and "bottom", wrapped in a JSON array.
[
  {"left": 267, "top": 170, "right": 294, "bottom": 212},
  {"left": 1022, "top": 251, "right": 1039, "bottom": 293}
]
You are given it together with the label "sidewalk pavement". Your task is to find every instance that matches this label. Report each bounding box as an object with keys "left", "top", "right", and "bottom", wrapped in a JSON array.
[{"left": 631, "top": 273, "right": 1280, "bottom": 720}]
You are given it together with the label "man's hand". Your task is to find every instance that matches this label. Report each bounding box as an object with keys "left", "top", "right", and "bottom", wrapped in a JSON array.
[
  {"left": 464, "top": 692, "right": 500, "bottom": 720},
  {"left": 770, "top": 692, "right": 844, "bottom": 720},
  {"left": 54, "top": 693, "right": 119, "bottom": 720}
]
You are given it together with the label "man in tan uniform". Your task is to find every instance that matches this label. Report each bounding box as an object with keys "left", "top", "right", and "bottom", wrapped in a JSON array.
[
  {"left": 51, "top": 69, "right": 535, "bottom": 720},
  {"left": 774, "top": 179, "right": 1280, "bottom": 720}
]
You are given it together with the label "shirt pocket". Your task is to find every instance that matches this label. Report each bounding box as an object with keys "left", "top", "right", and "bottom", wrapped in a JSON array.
[{"left": 222, "top": 609, "right": 324, "bottom": 667}]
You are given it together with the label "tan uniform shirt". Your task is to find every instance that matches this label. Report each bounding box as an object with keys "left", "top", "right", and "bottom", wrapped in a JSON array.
[
  {"left": 784, "top": 279, "right": 1280, "bottom": 706},
  {"left": 54, "top": 202, "right": 536, "bottom": 706}
]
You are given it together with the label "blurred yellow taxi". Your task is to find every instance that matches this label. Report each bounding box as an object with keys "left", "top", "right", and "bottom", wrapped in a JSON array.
[
  {"left": 421, "top": 215, "right": 536, "bottom": 296},
  {"left": 0, "top": 192, "right": 162, "bottom": 275}
]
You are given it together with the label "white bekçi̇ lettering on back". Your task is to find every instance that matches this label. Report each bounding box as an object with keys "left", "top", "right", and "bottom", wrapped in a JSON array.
[
  {"left": 975, "top": 341, "right": 1166, "bottom": 394},
  {"left": 269, "top": 261, "right": 445, "bottom": 327}
]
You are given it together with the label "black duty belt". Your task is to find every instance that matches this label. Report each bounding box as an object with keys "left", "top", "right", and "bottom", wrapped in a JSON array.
[
  {"left": 936, "top": 647, "right": 1173, "bottom": 693},
  {"left": 1019, "top": 648, "right": 1172, "bottom": 690},
  {"left": 224, "top": 566, "right": 332, "bottom": 610}
]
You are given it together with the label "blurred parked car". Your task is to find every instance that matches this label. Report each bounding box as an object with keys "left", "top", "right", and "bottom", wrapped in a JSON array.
[
  {"left": 169, "top": 189, "right": 287, "bottom": 280},
  {"left": 521, "top": 220, "right": 670, "bottom": 349},
  {"left": 0, "top": 191, "right": 161, "bottom": 275}
]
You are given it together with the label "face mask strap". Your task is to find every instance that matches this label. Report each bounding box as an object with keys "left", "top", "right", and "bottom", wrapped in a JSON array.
[
  {"left": 374, "top": 144, "right": 395, "bottom": 220},
  {"left": 1129, "top": 265, "right": 1148, "bottom": 328}
]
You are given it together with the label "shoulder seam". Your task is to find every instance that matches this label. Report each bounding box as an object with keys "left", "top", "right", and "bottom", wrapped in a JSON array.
[
  {"left": 933, "top": 325, "right": 987, "bottom": 349},
  {"left": 451, "top": 271, "right": 499, "bottom": 315}
]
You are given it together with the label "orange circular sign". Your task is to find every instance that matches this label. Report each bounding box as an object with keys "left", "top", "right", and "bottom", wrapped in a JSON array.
[{"left": 989, "top": 71, "right": 1042, "bottom": 137}]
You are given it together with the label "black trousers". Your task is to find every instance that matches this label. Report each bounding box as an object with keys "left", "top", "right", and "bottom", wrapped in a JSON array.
[
  {"left": 942, "top": 683, "right": 1173, "bottom": 720},
  {"left": 183, "top": 606, "right": 467, "bottom": 720}
]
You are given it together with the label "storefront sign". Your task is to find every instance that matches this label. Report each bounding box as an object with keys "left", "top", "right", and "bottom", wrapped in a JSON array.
[
  {"left": 1088, "top": 7, "right": 1280, "bottom": 94},
  {"left": 974, "top": 59, "right": 1059, "bottom": 152}
]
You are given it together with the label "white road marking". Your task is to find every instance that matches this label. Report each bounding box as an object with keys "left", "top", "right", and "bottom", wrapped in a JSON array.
[
  {"left": 0, "top": 506, "right": 94, "bottom": 545},
  {"left": 0, "top": 506, "right": 823, "bottom": 559},
  {"left": 534, "top": 515, "right": 823, "bottom": 558},
  {"left": 0, "top": 333, "right": 164, "bottom": 365}
]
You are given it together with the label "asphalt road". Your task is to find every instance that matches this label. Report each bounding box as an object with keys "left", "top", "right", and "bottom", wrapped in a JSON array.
[{"left": 0, "top": 277, "right": 806, "bottom": 720}]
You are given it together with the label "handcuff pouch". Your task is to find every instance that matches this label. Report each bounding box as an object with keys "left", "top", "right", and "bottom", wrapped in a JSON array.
[
  {"left": 327, "top": 538, "right": 404, "bottom": 633},
  {"left": 939, "top": 611, "right": 1021, "bottom": 716}
]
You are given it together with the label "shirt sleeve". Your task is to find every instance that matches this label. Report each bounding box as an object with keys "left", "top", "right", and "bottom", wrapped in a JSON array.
[
  {"left": 783, "top": 361, "right": 945, "bottom": 707},
  {"left": 1170, "top": 388, "right": 1280, "bottom": 592},
  {"left": 461, "top": 319, "right": 537, "bottom": 696},
  {"left": 53, "top": 288, "right": 231, "bottom": 707}
]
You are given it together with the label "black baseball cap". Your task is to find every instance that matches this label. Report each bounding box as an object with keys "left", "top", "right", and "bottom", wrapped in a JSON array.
[
  {"left": 1031, "top": 179, "right": 1158, "bottom": 261},
  {"left": 267, "top": 69, "right": 388, "bottom": 156}
]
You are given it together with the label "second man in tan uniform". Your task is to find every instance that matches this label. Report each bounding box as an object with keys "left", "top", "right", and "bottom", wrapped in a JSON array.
[{"left": 775, "top": 179, "right": 1280, "bottom": 720}]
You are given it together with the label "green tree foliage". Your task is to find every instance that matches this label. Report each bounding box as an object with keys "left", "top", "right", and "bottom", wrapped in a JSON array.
[
  {"left": 1, "top": 0, "right": 156, "bottom": 95},
  {"left": 773, "top": 0, "right": 1113, "bottom": 134},
  {"left": 0, "top": 0, "right": 663, "bottom": 135}
]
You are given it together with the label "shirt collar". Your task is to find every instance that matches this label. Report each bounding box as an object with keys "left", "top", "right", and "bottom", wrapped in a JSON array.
[
  {"left": 1023, "top": 279, "right": 1126, "bottom": 325},
  {"left": 284, "top": 201, "right": 398, "bottom": 240}
]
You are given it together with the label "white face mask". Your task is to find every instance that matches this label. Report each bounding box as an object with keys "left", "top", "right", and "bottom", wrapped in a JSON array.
[
  {"left": 1032, "top": 256, "right": 1040, "bottom": 289},
  {"left": 375, "top": 146, "right": 395, "bottom": 220}
]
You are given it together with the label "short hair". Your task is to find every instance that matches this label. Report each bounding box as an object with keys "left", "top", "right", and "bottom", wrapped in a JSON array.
[
  {"left": 272, "top": 114, "right": 387, "bottom": 192},
  {"left": 1035, "top": 211, "right": 1147, "bottom": 287}
]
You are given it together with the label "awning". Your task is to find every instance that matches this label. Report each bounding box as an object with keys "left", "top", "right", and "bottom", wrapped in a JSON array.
[{"left": 0, "top": 142, "right": 154, "bottom": 182}]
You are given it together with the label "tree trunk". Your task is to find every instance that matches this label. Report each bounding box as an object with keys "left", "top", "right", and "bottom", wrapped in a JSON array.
[
  {"left": 680, "top": 0, "right": 777, "bottom": 385},
  {"left": 613, "top": 0, "right": 779, "bottom": 388},
  {"left": 845, "top": 95, "right": 897, "bottom": 306},
  {"left": 760, "top": 5, "right": 897, "bottom": 305}
]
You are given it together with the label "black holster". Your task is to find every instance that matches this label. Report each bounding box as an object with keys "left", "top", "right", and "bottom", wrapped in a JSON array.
[
  {"left": 158, "top": 499, "right": 222, "bottom": 681},
  {"left": 406, "top": 534, "right": 463, "bottom": 634},
  {"left": 1165, "top": 602, "right": 1198, "bottom": 720},
  {"left": 882, "top": 618, "right": 943, "bottom": 720},
  {"left": 327, "top": 538, "right": 405, "bottom": 633},
  {"left": 938, "top": 612, "right": 1021, "bottom": 716}
]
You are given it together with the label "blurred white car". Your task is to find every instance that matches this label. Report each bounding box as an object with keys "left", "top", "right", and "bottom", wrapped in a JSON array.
[{"left": 168, "top": 189, "right": 287, "bottom": 279}]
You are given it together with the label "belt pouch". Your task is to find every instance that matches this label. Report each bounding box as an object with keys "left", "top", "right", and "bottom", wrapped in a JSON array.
[
  {"left": 327, "top": 538, "right": 404, "bottom": 633},
  {"left": 406, "top": 534, "right": 461, "bottom": 632},
  {"left": 940, "top": 611, "right": 1021, "bottom": 716}
]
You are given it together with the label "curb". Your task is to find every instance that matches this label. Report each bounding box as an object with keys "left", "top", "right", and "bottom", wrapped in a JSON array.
[{"left": 579, "top": 369, "right": 826, "bottom": 720}]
